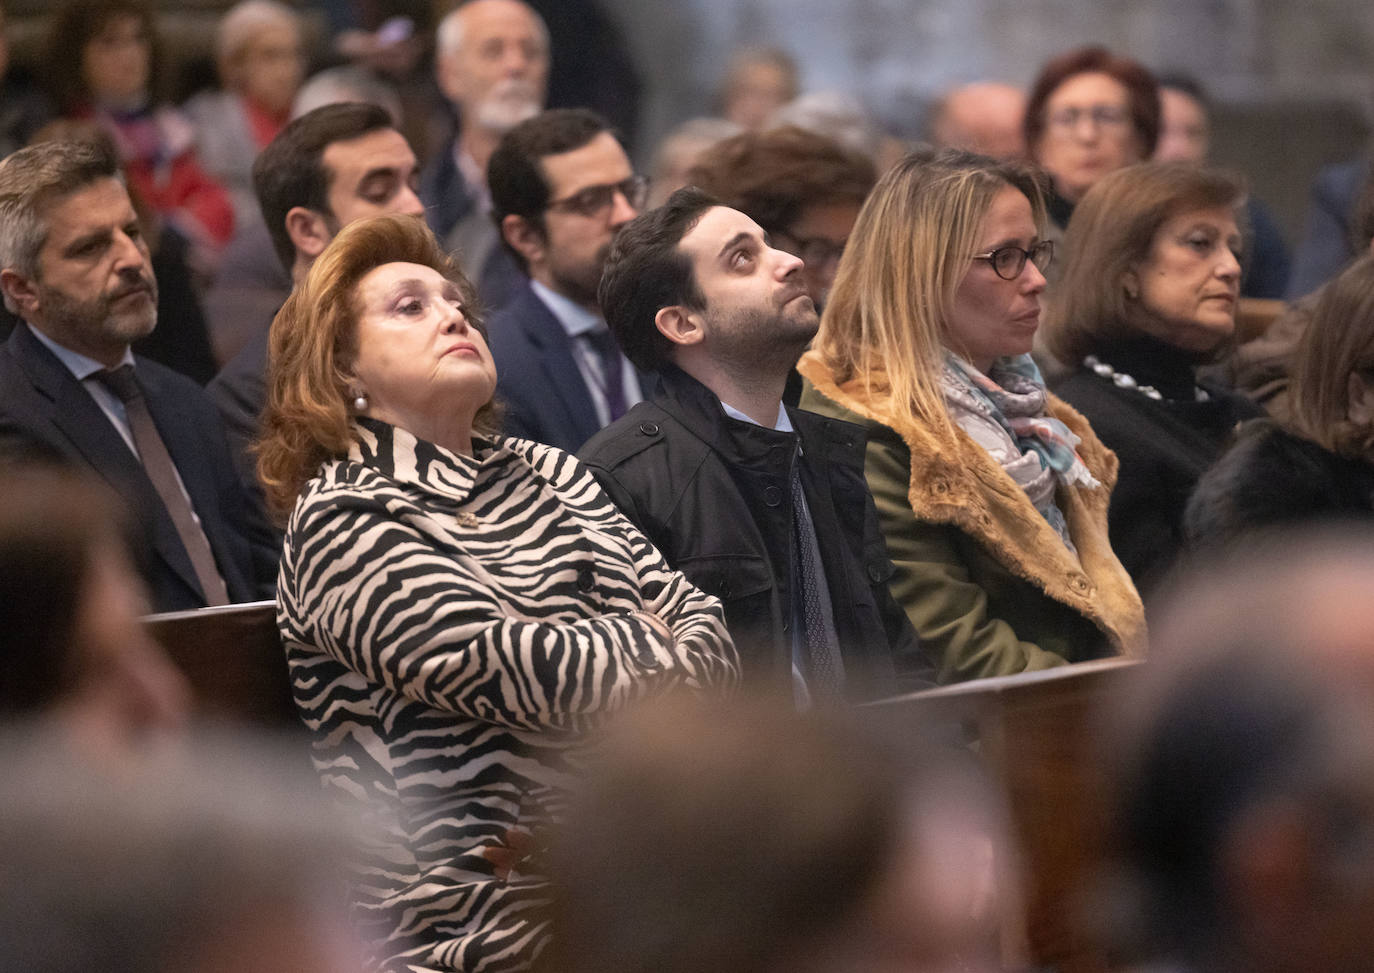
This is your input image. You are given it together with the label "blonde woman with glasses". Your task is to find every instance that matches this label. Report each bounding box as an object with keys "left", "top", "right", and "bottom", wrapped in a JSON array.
[{"left": 798, "top": 150, "right": 1144, "bottom": 683}]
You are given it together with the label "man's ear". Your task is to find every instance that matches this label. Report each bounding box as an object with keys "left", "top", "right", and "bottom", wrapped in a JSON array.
[
  {"left": 501, "top": 214, "right": 546, "bottom": 269},
  {"left": 654, "top": 305, "right": 704, "bottom": 349},
  {"left": 0, "top": 268, "right": 40, "bottom": 320},
  {"left": 1121, "top": 268, "right": 1140, "bottom": 301},
  {"left": 1348, "top": 371, "right": 1374, "bottom": 428},
  {"left": 285, "top": 206, "right": 333, "bottom": 262}
]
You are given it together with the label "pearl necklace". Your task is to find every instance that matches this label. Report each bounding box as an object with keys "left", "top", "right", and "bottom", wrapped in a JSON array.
[{"left": 1083, "top": 355, "right": 1210, "bottom": 403}]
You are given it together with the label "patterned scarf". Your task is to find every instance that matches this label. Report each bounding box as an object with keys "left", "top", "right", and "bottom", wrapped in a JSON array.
[{"left": 942, "top": 353, "right": 1099, "bottom": 553}]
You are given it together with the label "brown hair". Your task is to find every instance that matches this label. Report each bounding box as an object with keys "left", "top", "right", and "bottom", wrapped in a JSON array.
[
  {"left": 814, "top": 149, "right": 1046, "bottom": 437},
  {"left": 257, "top": 214, "right": 497, "bottom": 517},
  {"left": 46, "top": 0, "right": 163, "bottom": 114},
  {"left": 1043, "top": 162, "right": 1244, "bottom": 364},
  {"left": 1024, "top": 46, "right": 1161, "bottom": 163},
  {"left": 0, "top": 462, "right": 128, "bottom": 715},
  {"left": 1289, "top": 255, "right": 1374, "bottom": 458},
  {"left": 685, "top": 125, "right": 876, "bottom": 236}
]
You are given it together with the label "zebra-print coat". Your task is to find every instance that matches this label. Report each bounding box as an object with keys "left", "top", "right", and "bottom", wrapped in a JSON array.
[{"left": 278, "top": 419, "right": 739, "bottom": 972}]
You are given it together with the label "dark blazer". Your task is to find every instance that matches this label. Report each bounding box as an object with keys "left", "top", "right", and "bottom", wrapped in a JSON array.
[
  {"left": 487, "top": 282, "right": 625, "bottom": 453},
  {"left": 0, "top": 322, "right": 278, "bottom": 611},
  {"left": 579, "top": 366, "right": 933, "bottom": 700}
]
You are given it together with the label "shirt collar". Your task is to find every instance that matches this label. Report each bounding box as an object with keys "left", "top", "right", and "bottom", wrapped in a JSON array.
[
  {"left": 720, "top": 399, "right": 793, "bottom": 432},
  {"left": 27, "top": 322, "right": 134, "bottom": 380},
  {"left": 530, "top": 279, "right": 606, "bottom": 339}
]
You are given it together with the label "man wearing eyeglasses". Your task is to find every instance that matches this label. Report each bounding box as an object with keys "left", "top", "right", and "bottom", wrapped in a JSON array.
[{"left": 486, "top": 108, "right": 647, "bottom": 452}]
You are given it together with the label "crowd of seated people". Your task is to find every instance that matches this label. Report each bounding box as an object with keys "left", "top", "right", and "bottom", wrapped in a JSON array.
[{"left": 9, "top": 1, "right": 1374, "bottom": 971}]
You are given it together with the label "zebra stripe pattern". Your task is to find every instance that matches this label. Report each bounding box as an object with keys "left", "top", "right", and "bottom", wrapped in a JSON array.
[{"left": 279, "top": 420, "right": 738, "bottom": 971}]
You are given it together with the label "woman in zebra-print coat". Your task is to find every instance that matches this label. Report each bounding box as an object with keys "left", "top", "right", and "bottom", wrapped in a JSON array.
[{"left": 258, "top": 215, "right": 740, "bottom": 973}]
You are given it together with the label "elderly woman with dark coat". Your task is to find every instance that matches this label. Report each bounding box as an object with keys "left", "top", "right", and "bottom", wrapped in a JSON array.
[
  {"left": 258, "top": 213, "right": 737, "bottom": 973},
  {"left": 1186, "top": 254, "right": 1374, "bottom": 547},
  {"left": 1046, "top": 162, "right": 1264, "bottom": 596}
]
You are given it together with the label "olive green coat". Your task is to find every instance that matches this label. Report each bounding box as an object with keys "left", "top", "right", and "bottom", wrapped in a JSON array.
[{"left": 798, "top": 351, "right": 1145, "bottom": 683}]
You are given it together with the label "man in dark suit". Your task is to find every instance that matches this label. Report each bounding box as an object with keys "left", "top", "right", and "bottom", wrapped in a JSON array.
[
  {"left": 487, "top": 108, "right": 646, "bottom": 452},
  {"left": 0, "top": 140, "right": 276, "bottom": 612},
  {"left": 422, "top": 0, "right": 546, "bottom": 310}
]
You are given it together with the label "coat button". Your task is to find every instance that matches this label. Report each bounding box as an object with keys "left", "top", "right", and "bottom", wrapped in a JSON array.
[
  {"left": 717, "top": 579, "right": 733, "bottom": 598},
  {"left": 867, "top": 562, "right": 885, "bottom": 583},
  {"left": 577, "top": 568, "right": 595, "bottom": 592},
  {"left": 764, "top": 485, "right": 783, "bottom": 507},
  {"left": 638, "top": 421, "right": 660, "bottom": 436},
  {"left": 768, "top": 444, "right": 786, "bottom": 465}
]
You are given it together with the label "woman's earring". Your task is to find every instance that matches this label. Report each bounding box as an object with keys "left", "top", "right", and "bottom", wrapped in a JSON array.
[{"left": 352, "top": 391, "right": 369, "bottom": 412}]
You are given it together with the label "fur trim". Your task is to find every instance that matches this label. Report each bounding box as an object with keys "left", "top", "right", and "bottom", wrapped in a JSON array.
[{"left": 798, "top": 350, "right": 1145, "bottom": 656}]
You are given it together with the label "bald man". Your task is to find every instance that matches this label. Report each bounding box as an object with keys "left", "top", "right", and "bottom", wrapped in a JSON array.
[{"left": 930, "top": 82, "right": 1027, "bottom": 160}]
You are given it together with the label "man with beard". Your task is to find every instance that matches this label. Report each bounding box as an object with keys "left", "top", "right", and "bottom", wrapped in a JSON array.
[
  {"left": 580, "top": 189, "right": 930, "bottom": 702},
  {"left": 0, "top": 140, "right": 276, "bottom": 611},
  {"left": 487, "top": 108, "right": 647, "bottom": 451},
  {"left": 423, "top": 0, "right": 547, "bottom": 310}
]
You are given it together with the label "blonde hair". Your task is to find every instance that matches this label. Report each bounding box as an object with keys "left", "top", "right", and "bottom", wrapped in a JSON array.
[
  {"left": 814, "top": 149, "right": 1045, "bottom": 436},
  {"left": 257, "top": 214, "right": 497, "bottom": 518}
]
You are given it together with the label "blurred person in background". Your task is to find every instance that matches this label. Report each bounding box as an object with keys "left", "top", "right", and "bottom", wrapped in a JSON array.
[
  {"left": 0, "top": 462, "right": 189, "bottom": 753},
  {"left": 644, "top": 116, "right": 741, "bottom": 207},
  {"left": 799, "top": 150, "right": 1143, "bottom": 682},
  {"left": 424, "top": 0, "right": 548, "bottom": 310},
  {"left": 1046, "top": 162, "right": 1262, "bottom": 596},
  {"left": 0, "top": 1, "right": 52, "bottom": 158},
  {"left": 0, "top": 732, "right": 365, "bottom": 972},
  {"left": 1153, "top": 73, "right": 1290, "bottom": 299},
  {"left": 46, "top": 0, "right": 235, "bottom": 264},
  {"left": 686, "top": 125, "right": 876, "bottom": 315},
  {"left": 259, "top": 213, "right": 737, "bottom": 972},
  {"left": 185, "top": 0, "right": 307, "bottom": 233},
  {"left": 1100, "top": 534, "right": 1374, "bottom": 973},
  {"left": 718, "top": 46, "right": 798, "bottom": 130},
  {"left": 1187, "top": 255, "right": 1374, "bottom": 548},
  {"left": 543, "top": 694, "right": 1011, "bottom": 973},
  {"left": 1025, "top": 46, "right": 1160, "bottom": 240},
  {"left": 929, "top": 80, "right": 1027, "bottom": 160}
]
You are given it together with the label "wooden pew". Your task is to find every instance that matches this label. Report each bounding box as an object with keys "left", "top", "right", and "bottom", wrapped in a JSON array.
[
  {"left": 143, "top": 600, "right": 299, "bottom": 729},
  {"left": 869, "top": 658, "right": 1144, "bottom": 973}
]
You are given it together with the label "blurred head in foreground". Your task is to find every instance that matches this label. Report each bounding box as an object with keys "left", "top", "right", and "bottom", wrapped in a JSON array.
[
  {"left": 1101, "top": 530, "right": 1374, "bottom": 973},
  {"left": 543, "top": 694, "right": 1011, "bottom": 973},
  {"left": 0, "top": 732, "right": 364, "bottom": 972},
  {"left": 0, "top": 461, "right": 190, "bottom": 749}
]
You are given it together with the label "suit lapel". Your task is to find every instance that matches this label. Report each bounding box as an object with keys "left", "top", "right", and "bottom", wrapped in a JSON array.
[
  {"left": 518, "top": 289, "right": 603, "bottom": 444},
  {"left": 9, "top": 325, "right": 206, "bottom": 600}
]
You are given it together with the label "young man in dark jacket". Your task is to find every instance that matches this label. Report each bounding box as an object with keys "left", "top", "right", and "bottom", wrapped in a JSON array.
[{"left": 580, "top": 187, "right": 932, "bottom": 702}]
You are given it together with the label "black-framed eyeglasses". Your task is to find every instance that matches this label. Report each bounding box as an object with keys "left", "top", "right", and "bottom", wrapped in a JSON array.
[
  {"left": 545, "top": 175, "right": 649, "bottom": 218},
  {"left": 972, "top": 240, "right": 1055, "bottom": 281}
]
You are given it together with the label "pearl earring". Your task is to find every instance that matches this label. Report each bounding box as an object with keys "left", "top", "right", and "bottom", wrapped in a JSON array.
[{"left": 352, "top": 392, "right": 369, "bottom": 412}]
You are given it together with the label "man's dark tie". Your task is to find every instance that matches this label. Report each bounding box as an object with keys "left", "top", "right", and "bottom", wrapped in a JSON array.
[
  {"left": 585, "top": 328, "right": 627, "bottom": 421},
  {"left": 98, "top": 365, "right": 230, "bottom": 606},
  {"left": 790, "top": 456, "right": 844, "bottom": 698}
]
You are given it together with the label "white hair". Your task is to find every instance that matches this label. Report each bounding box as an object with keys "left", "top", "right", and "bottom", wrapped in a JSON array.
[
  {"left": 215, "top": 0, "right": 301, "bottom": 69},
  {"left": 436, "top": 0, "right": 549, "bottom": 61},
  {"left": 292, "top": 66, "right": 403, "bottom": 124}
]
